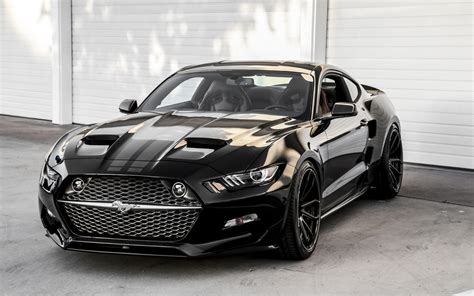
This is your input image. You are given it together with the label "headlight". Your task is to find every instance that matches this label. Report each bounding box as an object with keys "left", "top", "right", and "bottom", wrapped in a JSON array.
[
  {"left": 204, "top": 165, "right": 279, "bottom": 192},
  {"left": 40, "top": 164, "right": 60, "bottom": 193}
]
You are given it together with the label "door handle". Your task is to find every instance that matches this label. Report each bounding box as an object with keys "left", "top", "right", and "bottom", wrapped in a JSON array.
[{"left": 360, "top": 118, "right": 369, "bottom": 126}]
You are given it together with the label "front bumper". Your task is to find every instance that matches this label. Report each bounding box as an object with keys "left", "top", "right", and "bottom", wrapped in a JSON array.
[
  {"left": 39, "top": 192, "right": 288, "bottom": 256},
  {"left": 38, "top": 160, "right": 293, "bottom": 256}
]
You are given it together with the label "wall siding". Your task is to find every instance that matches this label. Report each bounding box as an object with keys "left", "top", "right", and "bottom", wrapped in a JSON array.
[
  {"left": 0, "top": 0, "right": 53, "bottom": 120},
  {"left": 326, "top": 0, "right": 474, "bottom": 169}
]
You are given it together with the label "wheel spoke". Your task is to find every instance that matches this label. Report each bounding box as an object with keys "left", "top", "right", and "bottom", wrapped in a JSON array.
[
  {"left": 300, "top": 175, "right": 315, "bottom": 202},
  {"left": 389, "top": 163, "right": 401, "bottom": 174},
  {"left": 301, "top": 219, "right": 314, "bottom": 239},
  {"left": 390, "top": 134, "right": 401, "bottom": 155},
  {"left": 299, "top": 218, "right": 310, "bottom": 241},
  {"left": 299, "top": 174, "right": 310, "bottom": 198},
  {"left": 301, "top": 210, "right": 319, "bottom": 220},
  {"left": 301, "top": 199, "right": 319, "bottom": 209},
  {"left": 388, "top": 167, "right": 398, "bottom": 186}
]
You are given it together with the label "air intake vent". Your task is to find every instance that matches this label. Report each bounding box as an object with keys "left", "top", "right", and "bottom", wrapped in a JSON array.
[
  {"left": 83, "top": 134, "right": 119, "bottom": 145},
  {"left": 185, "top": 137, "right": 228, "bottom": 150}
]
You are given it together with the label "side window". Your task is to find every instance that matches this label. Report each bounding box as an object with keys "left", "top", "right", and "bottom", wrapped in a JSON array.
[
  {"left": 319, "top": 77, "right": 336, "bottom": 115},
  {"left": 343, "top": 77, "right": 360, "bottom": 101},
  {"left": 160, "top": 77, "right": 203, "bottom": 107}
]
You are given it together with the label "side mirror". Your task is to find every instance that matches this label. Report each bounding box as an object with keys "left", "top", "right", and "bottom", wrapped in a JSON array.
[
  {"left": 331, "top": 102, "right": 357, "bottom": 117},
  {"left": 119, "top": 99, "right": 138, "bottom": 114}
]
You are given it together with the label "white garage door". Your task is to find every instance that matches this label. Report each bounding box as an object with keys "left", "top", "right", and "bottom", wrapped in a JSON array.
[
  {"left": 0, "top": 0, "right": 52, "bottom": 120},
  {"left": 71, "top": 0, "right": 314, "bottom": 124},
  {"left": 326, "top": 0, "right": 474, "bottom": 169}
]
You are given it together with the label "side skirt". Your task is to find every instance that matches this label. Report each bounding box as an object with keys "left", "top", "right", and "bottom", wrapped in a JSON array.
[{"left": 321, "top": 187, "right": 369, "bottom": 219}]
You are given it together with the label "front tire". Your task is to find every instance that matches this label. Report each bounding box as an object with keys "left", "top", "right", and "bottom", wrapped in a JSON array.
[
  {"left": 372, "top": 124, "right": 403, "bottom": 199},
  {"left": 279, "top": 161, "right": 321, "bottom": 260}
]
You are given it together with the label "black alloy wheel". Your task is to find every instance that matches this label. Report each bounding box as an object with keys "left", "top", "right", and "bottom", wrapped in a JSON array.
[
  {"left": 388, "top": 127, "right": 403, "bottom": 192},
  {"left": 280, "top": 161, "right": 321, "bottom": 259},
  {"left": 373, "top": 124, "right": 404, "bottom": 199}
]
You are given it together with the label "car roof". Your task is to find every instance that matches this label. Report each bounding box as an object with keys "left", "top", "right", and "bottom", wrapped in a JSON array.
[{"left": 177, "top": 60, "right": 324, "bottom": 74}]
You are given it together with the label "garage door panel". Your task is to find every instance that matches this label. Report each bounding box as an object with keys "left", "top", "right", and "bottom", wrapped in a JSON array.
[
  {"left": 404, "top": 141, "right": 472, "bottom": 158},
  {"left": 71, "top": 0, "right": 314, "bottom": 124},
  {"left": 327, "top": 26, "right": 472, "bottom": 38},
  {"left": 398, "top": 111, "right": 472, "bottom": 127},
  {"left": 0, "top": 89, "right": 52, "bottom": 101},
  {"left": 72, "top": 28, "right": 232, "bottom": 38},
  {"left": 73, "top": 73, "right": 160, "bottom": 85},
  {"left": 327, "top": 36, "right": 472, "bottom": 47},
  {"left": 404, "top": 150, "right": 473, "bottom": 169},
  {"left": 393, "top": 99, "right": 473, "bottom": 115},
  {"left": 73, "top": 80, "right": 156, "bottom": 94},
  {"left": 402, "top": 122, "right": 474, "bottom": 137},
  {"left": 327, "top": 46, "right": 472, "bottom": 59},
  {"left": 72, "top": 0, "right": 276, "bottom": 6},
  {"left": 72, "top": 2, "right": 277, "bottom": 14},
  {"left": 72, "top": 13, "right": 287, "bottom": 24},
  {"left": 72, "top": 44, "right": 229, "bottom": 56},
  {"left": 327, "top": 0, "right": 474, "bottom": 169},
  {"left": 380, "top": 89, "right": 473, "bottom": 102},
  {"left": 403, "top": 131, "right": 473, "bottom": 148},
  {"left": 347, "top": 69, "right": 473, "bottom": 82},
  {"left": 327, "top": 14, "right": 473, "bottom": 29},
  {"left": 355, "top": 79, "right": 472, "bottom": 92},
  {"left": 326, "top": 58, "right": 473, "bottom": 71},
  {"left": 73, "top": 85, "right": 154, "bottom": 101},
  {"left": 329, "top": 3, "right": 471, "bottom": 19},
  {"left": 329, "top": 0, "right": 471, "bottom": 10}
]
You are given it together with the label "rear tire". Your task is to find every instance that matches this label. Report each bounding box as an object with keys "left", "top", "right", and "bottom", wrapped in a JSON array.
[
  {"left": 279, "top": 161, "right": 321, "bottom": 260},
  {"left": 372, "top": 124, "right": 403, "bottom": 199}
]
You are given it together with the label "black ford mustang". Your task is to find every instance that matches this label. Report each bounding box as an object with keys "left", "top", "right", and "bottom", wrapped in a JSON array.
[{"left": 39, "top": 61, "right": 403, "bottom": 259}]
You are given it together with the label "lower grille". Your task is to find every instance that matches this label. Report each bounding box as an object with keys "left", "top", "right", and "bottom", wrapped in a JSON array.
[
  {"left": 58, "top": 176, "right": 201, "bottom": 240},
  {"left": 63, "top": 204, "right": 199, "bottom": 240}
]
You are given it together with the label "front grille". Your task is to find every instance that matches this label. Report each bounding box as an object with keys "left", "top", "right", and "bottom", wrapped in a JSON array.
[
  {"left": 63, "top": 176, "right": 200, "bottom": 207},
  {"left": 63, "top": 204, "right": 199, "bottom": 240},
  {"left": 58, "top": 176, "right": 201, "bottom": 240}
]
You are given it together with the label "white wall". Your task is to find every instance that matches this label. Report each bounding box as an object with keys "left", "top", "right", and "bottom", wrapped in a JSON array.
[
  {"left": 326, "top": 0, "right": 474, "bottom": 169},
  {"left": 71, "top": 0, "right": 315, "bottom": 124},
  {"left": 0, "top": 0, "right": 53, "bottom": 120}
]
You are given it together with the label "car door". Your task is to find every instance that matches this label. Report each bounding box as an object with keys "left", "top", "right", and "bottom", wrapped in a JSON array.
[{"left": 319, "top": 73, "right": 370, "bottom": 209}]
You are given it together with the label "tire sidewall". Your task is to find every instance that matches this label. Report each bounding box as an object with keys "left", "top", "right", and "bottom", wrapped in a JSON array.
[
  {"left": 380, "top": 124, "right": 403, "bottom": 195},
  {"left": 287, "top": 161, "right": 321, "bottom": 258}
]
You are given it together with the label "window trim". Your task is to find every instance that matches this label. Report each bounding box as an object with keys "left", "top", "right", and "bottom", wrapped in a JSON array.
[{"left": 313, "top": 69, "right": 362, "bottom": 119}]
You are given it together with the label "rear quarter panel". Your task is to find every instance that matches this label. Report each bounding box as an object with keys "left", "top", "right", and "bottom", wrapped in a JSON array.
[{"left": 364, "top": 92, "right": 400, "bottom": 162}]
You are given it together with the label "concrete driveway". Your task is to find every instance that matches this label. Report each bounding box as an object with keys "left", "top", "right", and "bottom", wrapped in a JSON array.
[{"left": 1, "top": 116, "right": 472, "bottom": 295}]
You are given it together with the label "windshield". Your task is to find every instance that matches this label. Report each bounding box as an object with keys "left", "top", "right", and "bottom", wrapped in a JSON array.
[{"left": 139, "top": 70, "right": 314, "bottom": 120}]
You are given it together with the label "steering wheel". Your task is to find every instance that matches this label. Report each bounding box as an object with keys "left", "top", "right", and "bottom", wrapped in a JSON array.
[{"left": 264, "top": 104, "right": 291, "bottom": 111}]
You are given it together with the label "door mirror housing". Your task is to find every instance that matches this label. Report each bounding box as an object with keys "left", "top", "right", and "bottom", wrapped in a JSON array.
[
  {"left": 119, "top": 99, "right": 138, "bottom": 114},
  {"left": 331, "top": 102, "right": 357, "bottom": 117}
]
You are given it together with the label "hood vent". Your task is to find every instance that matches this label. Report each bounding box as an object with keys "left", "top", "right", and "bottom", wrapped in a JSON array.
[
  {"left": 83, "top": 134, "right": 119, "bottom": 146},
  {"left": 185, "top": 137, "right": 229, "bottom": 150}
]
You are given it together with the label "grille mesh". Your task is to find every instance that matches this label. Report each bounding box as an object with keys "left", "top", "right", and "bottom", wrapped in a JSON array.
[
  {"left": 59, "top": 176, "right": 201, "bottom": 240},
  {"left": 64, "top": 176, "right": 200, "bottom": 207},
  {"left": 63, "top": 204, "right": 199, "bottom": 240}
]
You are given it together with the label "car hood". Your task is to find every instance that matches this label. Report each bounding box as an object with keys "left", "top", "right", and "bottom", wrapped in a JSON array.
[{"left": 56, "top": 111, "right": 300, "bottom": 172}]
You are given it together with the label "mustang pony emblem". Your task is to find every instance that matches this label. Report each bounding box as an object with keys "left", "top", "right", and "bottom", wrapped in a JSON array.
[{"left": 111, "top": 200, "right": 137, "bottom": 214}]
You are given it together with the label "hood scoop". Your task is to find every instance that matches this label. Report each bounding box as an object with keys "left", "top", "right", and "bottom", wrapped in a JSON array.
[
  {"left": 166, "top": 137, "right": 229, "bottom": 161},
  {"left": 83, "top": 134, "right": 119, "bottom": 146},
  {"left": 184, "top": 137, "right": 229, "bottom": 150},
  {"left": 75, "top": 134, "right": 120, "bottom": 157}
]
